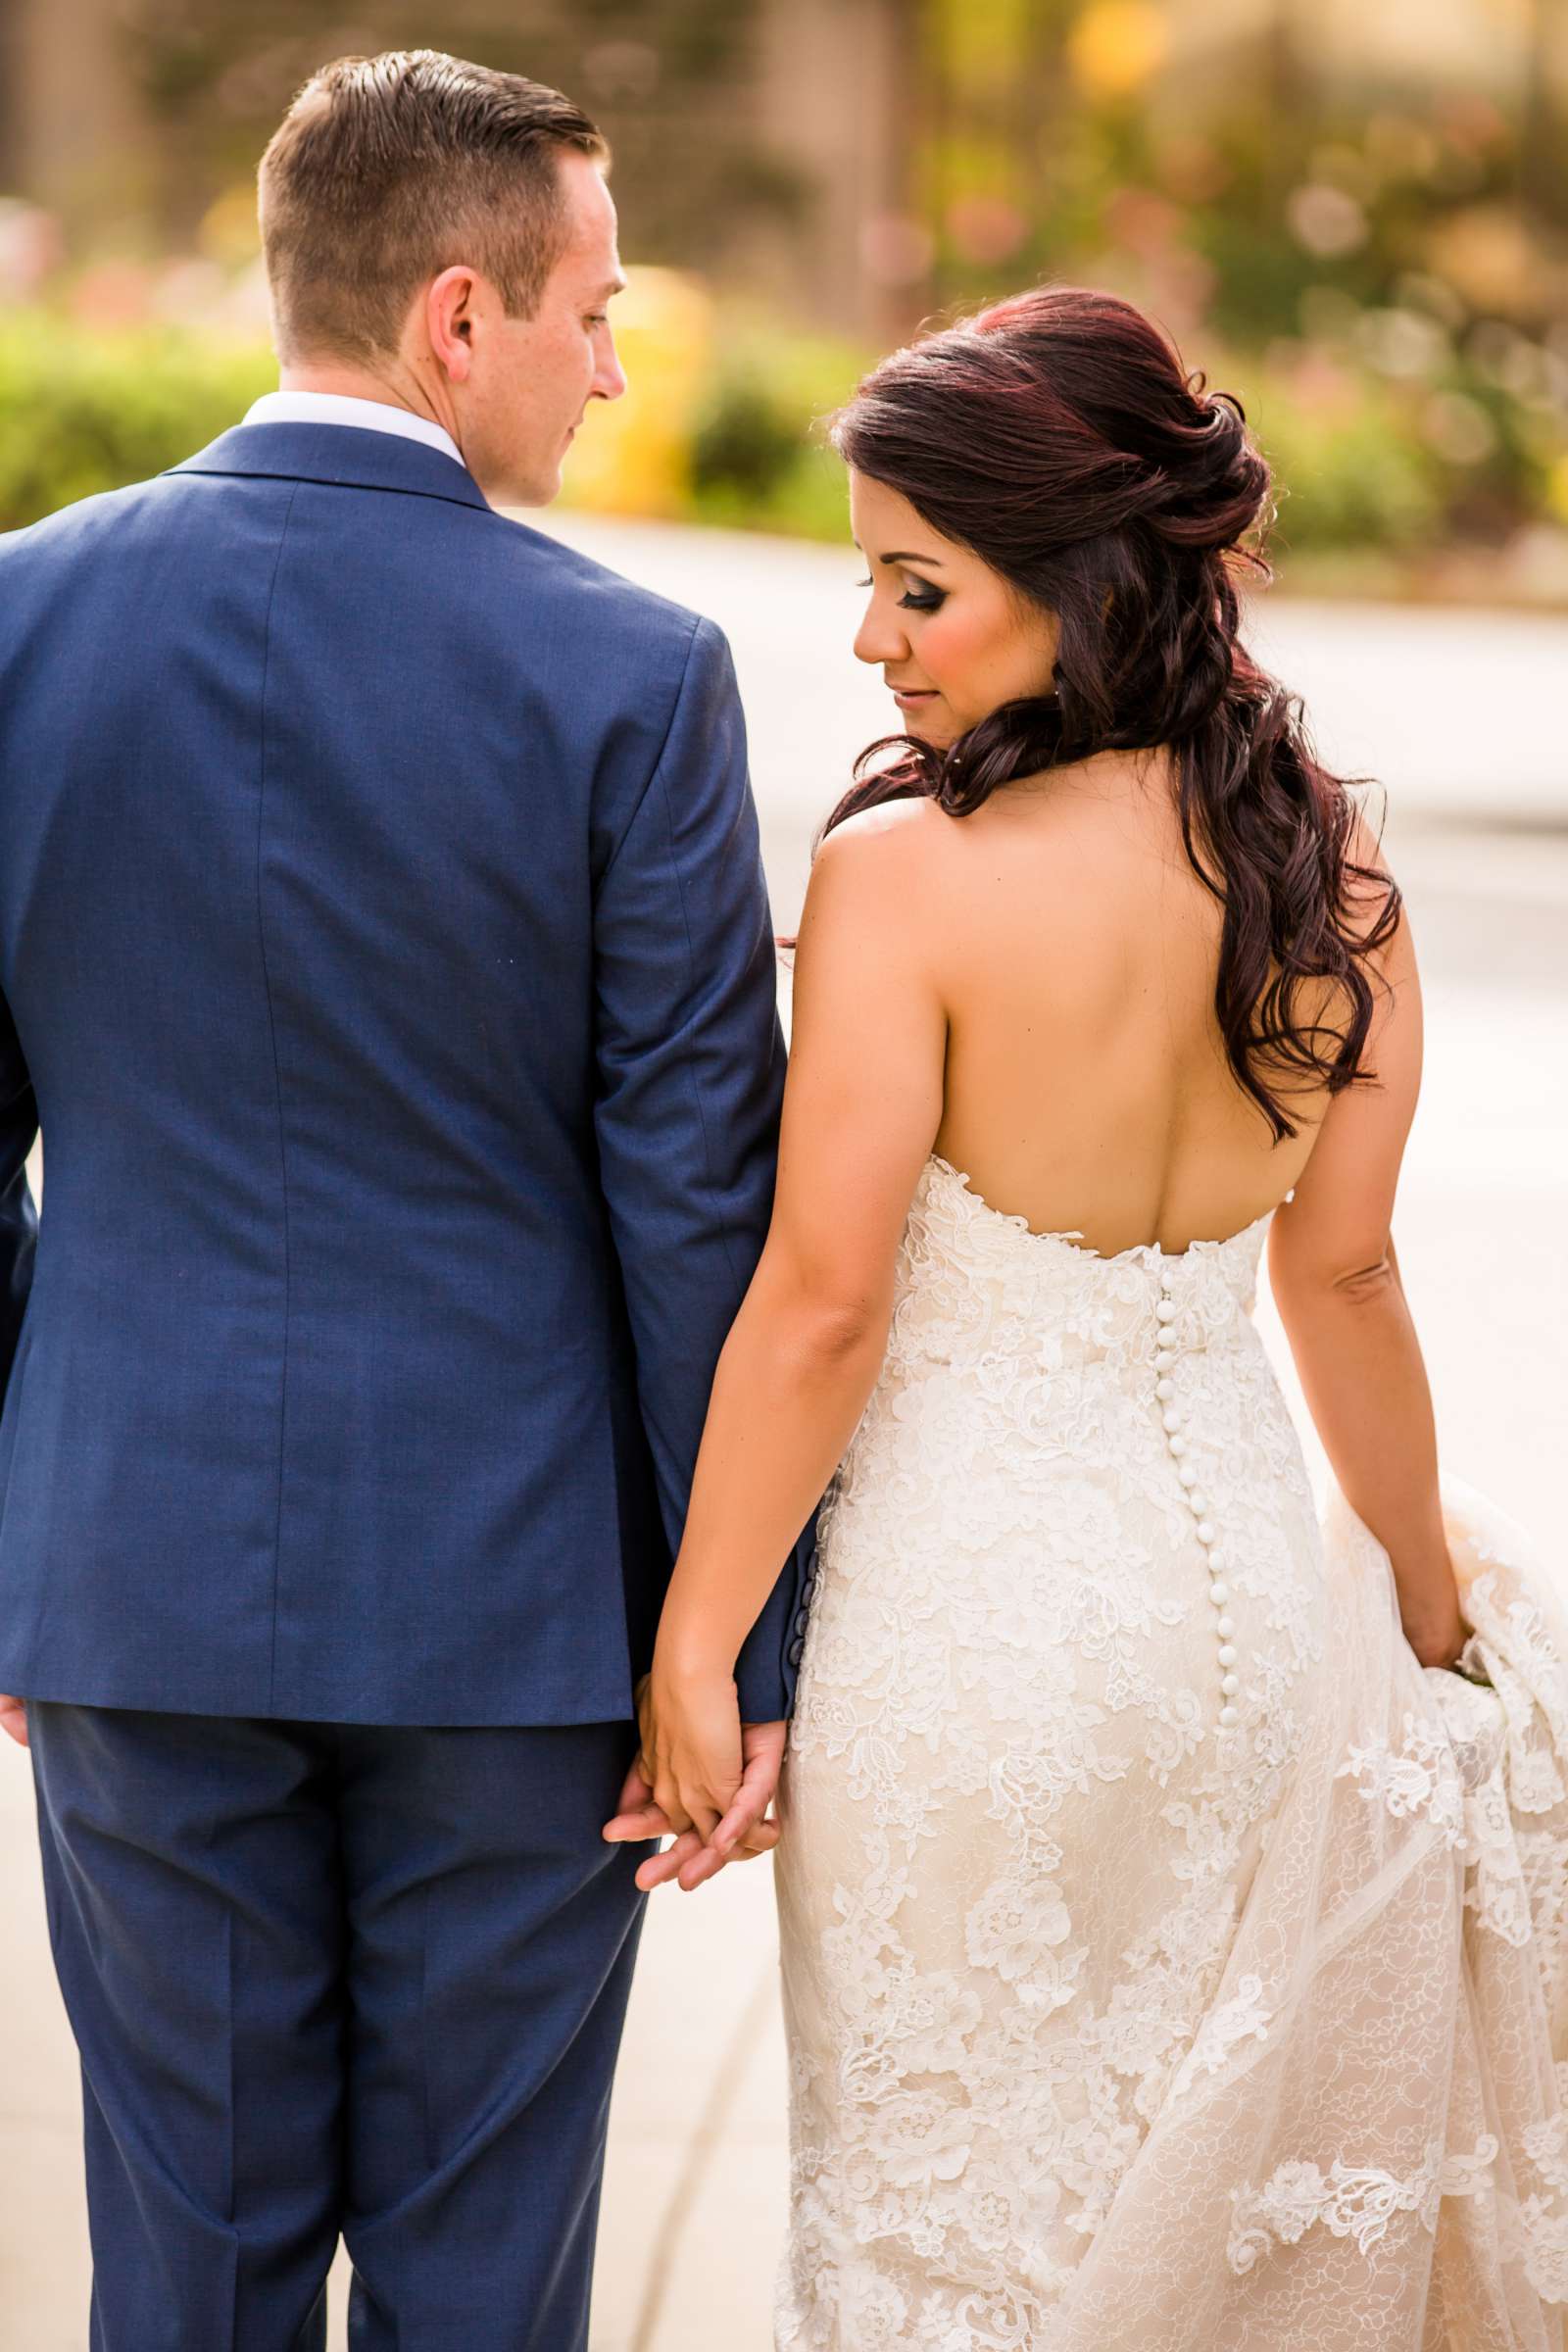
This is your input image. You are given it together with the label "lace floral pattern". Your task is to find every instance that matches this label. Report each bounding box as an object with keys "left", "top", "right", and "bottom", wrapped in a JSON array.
[
  {"left": 1334, "top": 1710, "right": 1466, "bottom": 1843},
  {"left": 774, "top": 1155, "right": 1568, "bottom": 2350},
  {"left": 1227, "top": 2137, "right": 1500, "bottom": 2275}
]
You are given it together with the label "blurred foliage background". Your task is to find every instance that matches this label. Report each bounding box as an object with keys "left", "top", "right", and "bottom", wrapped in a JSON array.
[{"left": 1, "top": 0, "right": 1566, "bottom": 600}]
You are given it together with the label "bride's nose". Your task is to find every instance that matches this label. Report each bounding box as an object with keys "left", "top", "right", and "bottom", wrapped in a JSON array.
[{"left": 854, "top": 601, "right": 909, "bottom": 667}]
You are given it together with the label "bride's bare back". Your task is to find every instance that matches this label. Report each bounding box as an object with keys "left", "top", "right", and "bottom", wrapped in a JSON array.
[
  {"left": 923, "top": 745, "right": 1327, "bottom": 1256},
  {"left": 702, "top": 284, "right": 1464, "bottom": 1716}
]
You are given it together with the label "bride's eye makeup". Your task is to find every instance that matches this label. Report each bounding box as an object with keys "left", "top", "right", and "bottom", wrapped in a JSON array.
[
  {"left": 898, "top": 577, "right": 947, "bottom": 613},
  {"left": 854, "top": 568, "right": 948, "bottom": 613}
]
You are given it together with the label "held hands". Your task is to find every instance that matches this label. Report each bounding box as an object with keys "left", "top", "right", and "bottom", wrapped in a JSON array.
[{"left": 602, "top": 1657, "right": 785, "bottom": 1892}]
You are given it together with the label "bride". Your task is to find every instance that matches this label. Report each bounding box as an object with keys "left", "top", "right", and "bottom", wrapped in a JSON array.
[{"left": 609, "top": 286, "right": 1568, "bottom": 2346}]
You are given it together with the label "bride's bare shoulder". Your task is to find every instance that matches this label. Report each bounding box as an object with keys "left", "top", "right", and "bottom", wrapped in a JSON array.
[
  {"left": 804, "top": 797, "right": 958, "bottom": 919},
  {"left": 808, "top": 795, "right": 963, "bottom": 892},
  {"left": 795, "top": 799, "right": 956, "bottom": 977},
  {"left": 815, "top": 795, "right": 954, "bottom": 853}
]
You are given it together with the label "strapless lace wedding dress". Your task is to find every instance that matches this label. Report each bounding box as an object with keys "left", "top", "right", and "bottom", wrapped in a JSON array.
[{"left": 774, "top": 1152, "right": 1568, "bottom": 2349}]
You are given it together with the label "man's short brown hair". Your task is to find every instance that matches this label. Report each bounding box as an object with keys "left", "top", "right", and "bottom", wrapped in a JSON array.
[{"left": 259, "top": 50, "right": 608, "bottom": 365}]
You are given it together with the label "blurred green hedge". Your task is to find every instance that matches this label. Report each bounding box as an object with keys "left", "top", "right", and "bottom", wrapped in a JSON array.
[
  {"left": 0, "top": 316, "right": 273, "bottom": 531},
  {"left": 1, "top": 309, "right": 1558, "bottom": 601},
  {"left": 687, "top": 322, "right": 864, "bottom": 539},
  {"left": 682, "top": 324, "right": 1550, "bottom": 575}
]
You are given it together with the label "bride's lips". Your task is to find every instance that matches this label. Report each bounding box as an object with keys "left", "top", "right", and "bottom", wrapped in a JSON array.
[{"left": 890, "top": 686, "right": 940, "bottom": 710}]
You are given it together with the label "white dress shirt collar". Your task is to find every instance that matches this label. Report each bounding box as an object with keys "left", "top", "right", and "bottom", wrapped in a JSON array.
[{"left": 243, "top": 390, "right": 466, "bottom": 471}]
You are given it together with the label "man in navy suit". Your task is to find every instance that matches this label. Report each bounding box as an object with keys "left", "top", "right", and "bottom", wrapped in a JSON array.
[{"left": 0, "top": 49, "right": 814, "bottom": 2350}]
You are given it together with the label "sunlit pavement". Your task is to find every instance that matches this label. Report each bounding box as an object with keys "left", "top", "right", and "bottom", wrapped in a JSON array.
[{"left": 2, "top": 513, "right": 1563, "bottom": 2350}]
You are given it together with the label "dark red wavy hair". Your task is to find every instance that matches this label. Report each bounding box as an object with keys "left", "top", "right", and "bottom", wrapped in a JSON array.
[{"left": 825, "top": 285, "right": 1399, "bottom": 1141}]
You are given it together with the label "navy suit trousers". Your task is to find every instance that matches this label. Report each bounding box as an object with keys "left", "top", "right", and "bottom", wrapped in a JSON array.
[{"left": 28, "top": 1703, "right": 653, "bottom": 2351}]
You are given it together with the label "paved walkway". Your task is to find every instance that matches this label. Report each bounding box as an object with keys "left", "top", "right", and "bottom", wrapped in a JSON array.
[{"left": 2, "top": 515, "right": 1564, "bottom": 2349}]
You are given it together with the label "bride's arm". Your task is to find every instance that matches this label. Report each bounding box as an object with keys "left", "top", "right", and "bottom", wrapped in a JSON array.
[
  {"left": 1267, "top": 887, "right": 1467, "bottom": 1669},
  {"left": 632, "top": 804, "right": 947, "bottom": 1853}
]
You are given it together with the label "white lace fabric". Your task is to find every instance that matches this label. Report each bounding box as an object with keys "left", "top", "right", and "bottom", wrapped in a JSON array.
[{"left": 774, "top": 1153, "right": 1568, "bottom": 2348}]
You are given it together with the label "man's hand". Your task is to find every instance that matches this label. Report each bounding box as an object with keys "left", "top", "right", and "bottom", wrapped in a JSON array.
[
  {"left": 603, "top": 1718, "right": 787, "bottom": 1892},
  {"left": 0, "top": 1694, "right": 27, "bottom": 1749}
]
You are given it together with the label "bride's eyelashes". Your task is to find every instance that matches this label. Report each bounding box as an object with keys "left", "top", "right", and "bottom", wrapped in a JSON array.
[{"left": 854, "top": 571, "right": 949, "bottom": 613}]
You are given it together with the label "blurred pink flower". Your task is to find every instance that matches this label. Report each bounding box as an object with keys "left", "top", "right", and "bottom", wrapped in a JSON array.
[
  {"left": 945, "top": 195, "right": 1028, "bottom": 268},
  {"left": 1103, "top": 188, "right": 1182, "bottom": 256},
  {"left": 68, "top": 261, "right": 155, "bottom": 329},
  {"left": 0, "top": 201, "right": 64, "bottom": 302},
  {"left": 150, "top": 258, "right": 227, "bottom": 326},
  {"left": 860, "top": 213, "right": 935, "bottom": 288}
]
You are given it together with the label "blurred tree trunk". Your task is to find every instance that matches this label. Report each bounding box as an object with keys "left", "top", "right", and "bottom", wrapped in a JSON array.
[
  {"left": 1262, "top": 0, "right": 1310, "bottom": 203},
  {"left": 747, "top": 0, "right": 924, "bottom": 338},
  {"left": 0, "top": 2, "right": 19, "bottom": 192},
  {"left": 1520, "top": 0, "right": 1568, "bottom": 220},
  {"left": 1021, "top": 0, "right": 1076, "bottom": 280},
  {"left": 7, "top": 0, "right": 155, "bottom": 238},
  {"left": 884, "top": 0, "right": 931, "bottom": 338}
]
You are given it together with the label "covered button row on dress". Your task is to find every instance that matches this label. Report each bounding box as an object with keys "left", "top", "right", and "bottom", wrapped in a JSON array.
[
  {"left": 786, "top": 1559, "right": 818, "bottom": 1670},
  {"left": 1154, "top": 1271, "right": 1240, "bottom": 1740}
]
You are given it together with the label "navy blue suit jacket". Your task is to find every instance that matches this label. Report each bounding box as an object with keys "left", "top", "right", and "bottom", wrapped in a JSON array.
[{"left": 0, "top": 422, "right": 816, "bottom": 1725}]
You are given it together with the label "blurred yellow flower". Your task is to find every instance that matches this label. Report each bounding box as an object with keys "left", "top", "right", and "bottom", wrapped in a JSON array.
[
  {"left": 561, "top": 266, "right": 711, "bottom": 518},
  {"left": 199, "top": 187, "right": 262, "bottom": 270},
  {"left": 1546, "top": 455, "right": 1568, "bottom": 526},
  {"left": 1067, "top": 2, "right": 1169, "bottom": 101}
]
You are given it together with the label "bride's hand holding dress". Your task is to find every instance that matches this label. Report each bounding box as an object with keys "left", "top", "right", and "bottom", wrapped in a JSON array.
[{"left": 1265, "top": 863, "right": 1473, "bottom": 1674}]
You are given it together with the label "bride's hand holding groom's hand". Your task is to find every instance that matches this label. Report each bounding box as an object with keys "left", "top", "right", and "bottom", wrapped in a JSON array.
[
  {"left": 600, "top": 819, "right": 940, "bottom": 1891},
  {"left": 603, "top": 1660, "right": 786, "bottom": 1892},
  {"left": 634, "top": 1647, "right": 739, "bottom": 1841}
]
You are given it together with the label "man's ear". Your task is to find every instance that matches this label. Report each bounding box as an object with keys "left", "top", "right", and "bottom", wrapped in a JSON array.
[{"left": 426, "top": 267, "right": 478, "bottom": 384}]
